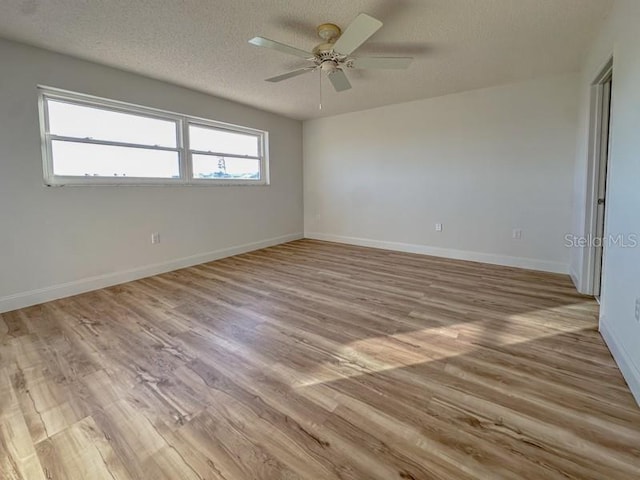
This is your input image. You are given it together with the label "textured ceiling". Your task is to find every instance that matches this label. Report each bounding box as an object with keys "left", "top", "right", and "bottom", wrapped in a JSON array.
[{"left": 0, "top": 0, "right": 613, "bottom": 120}]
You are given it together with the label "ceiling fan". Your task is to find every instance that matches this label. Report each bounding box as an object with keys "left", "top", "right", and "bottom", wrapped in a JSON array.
[{"left": 248, "top": 13, "right": 413, "bottom": 92}]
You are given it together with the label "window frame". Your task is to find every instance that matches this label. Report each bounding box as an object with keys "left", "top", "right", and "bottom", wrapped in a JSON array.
[{"left": 38, "top": 86, "right": 269, "bottom": 186}]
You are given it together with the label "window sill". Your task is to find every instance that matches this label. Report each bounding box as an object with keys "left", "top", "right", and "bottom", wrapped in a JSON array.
[{"left": 44, "top": 180, "right": 270, "bottom": 187}]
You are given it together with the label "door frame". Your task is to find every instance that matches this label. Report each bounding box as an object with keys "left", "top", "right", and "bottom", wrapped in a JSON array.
[{"left": 582, "top": 57, "right": 613, "bottom": 297}]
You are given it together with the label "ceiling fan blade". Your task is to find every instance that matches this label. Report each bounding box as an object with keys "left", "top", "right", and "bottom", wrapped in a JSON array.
[
  {"left": 328, "top": 70, "right": 352, "bottom": 92},
  {"left": 333, "top": 13, "right": 383, "bottom": 55},
  {"left": 248, "top": 37, "right": 312, "bottom": 59},
  {"left": 266, "top": 68, "right": 316, "bottom": 83},
  {"left": 351, "top": 57, "right": 413, "bottom": 69}
]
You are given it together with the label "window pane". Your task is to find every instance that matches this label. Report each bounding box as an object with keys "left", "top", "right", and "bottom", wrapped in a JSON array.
[
  {"left": 192, "top": 154, "right": 260, "bottom": 180},
  {"left": 51, "top": 141, "right": 180, "bottom": 178},
  {"left": 189, "top": 124, "right": 259, "bottom": 156},
  {"left": 47, "top": 99, "right": 177, "bottom": 148}
]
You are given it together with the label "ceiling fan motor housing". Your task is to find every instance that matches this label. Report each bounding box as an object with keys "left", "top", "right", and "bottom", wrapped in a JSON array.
[{"left": 314, "top": 50, "right": 348, "bottom": 75}]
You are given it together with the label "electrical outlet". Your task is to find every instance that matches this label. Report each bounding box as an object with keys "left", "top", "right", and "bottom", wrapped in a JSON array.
[
  {"left": 151, "top": 233, "right": 160, "bottom": 244},
  {"left": 435, "top": 223, "right": 443, "bottom": 232},
  {"left": 512, "top": 229, "right": 523, "bottom": 240},
  {"left": 635, "top": 298, "right": 640, "bottom": 322}
]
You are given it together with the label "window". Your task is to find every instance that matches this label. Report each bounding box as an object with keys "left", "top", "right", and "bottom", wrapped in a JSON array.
[
  {"left": 38, "top": 88, "right": 268, "bottom": 185},
  {"left": 189, "top": 123, "right": 263, "bottom": 181}
]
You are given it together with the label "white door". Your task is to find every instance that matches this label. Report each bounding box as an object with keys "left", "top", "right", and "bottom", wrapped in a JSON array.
[{"left": 593, "top": 75, "right": 612, "bottom": 299}]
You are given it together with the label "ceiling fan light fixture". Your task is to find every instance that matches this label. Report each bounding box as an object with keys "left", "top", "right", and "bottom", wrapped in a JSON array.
[{"left": 320, "top": 60, "right": 339, "bottom": 74}]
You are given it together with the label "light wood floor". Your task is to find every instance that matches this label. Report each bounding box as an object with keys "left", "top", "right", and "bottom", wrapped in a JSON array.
[{"left": 1, "top": 240, "right": 639, "bottom": 479}]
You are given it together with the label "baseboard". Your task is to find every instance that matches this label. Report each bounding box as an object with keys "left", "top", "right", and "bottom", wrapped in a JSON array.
[
  {"left": 0, "top": 233, "right": 303, "bottom": 314},
  {"left": 305, "top": 232, "right": 569, "bottom": 274},
  {"left": 570, "top": 268, "right": 582, "bottom": 293},
  {"left": 599, "top": 318, "right": 640, "bottom": 407}
]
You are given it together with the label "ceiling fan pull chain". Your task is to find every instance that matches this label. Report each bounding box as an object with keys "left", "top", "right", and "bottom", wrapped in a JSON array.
[{"left": 319, "top": 68, "right": 323, "bottom": 110}]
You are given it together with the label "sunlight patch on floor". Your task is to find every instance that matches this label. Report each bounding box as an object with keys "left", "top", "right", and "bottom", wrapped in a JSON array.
[{"left": 295, "top": 302, "right": 595, "bottom": 388}]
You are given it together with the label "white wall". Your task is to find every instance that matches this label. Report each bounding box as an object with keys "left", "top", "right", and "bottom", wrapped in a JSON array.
[
  {"left": 304, "top": 74, "right": 579, "bottom": 273},
  {"left": 571, "top": 0, "right": 640, "bottom": 404},
  {"left": 0, "top": 39, "right": 303, "bottom": 313}
]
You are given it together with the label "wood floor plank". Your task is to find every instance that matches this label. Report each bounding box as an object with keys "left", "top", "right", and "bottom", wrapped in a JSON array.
[
  {"left": 0, "top": 368, "right": 47, "bottom": 480},
  {"left": 1, "top": 239, "right": 639, "bottom": 479}
]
